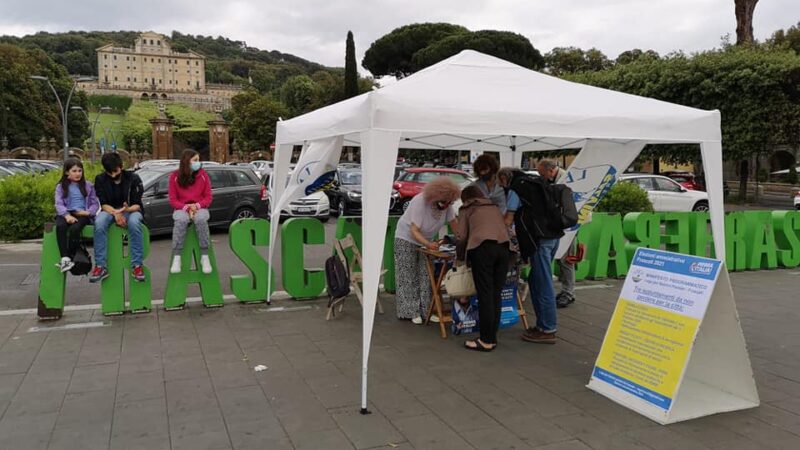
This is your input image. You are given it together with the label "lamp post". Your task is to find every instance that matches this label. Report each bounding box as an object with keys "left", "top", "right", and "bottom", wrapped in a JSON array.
[
  {"left": 30, "top": 75, "right": 92, "bottom": 162},
  {"left": 71, "top": 105, "right": 110, "bottom": 164}
]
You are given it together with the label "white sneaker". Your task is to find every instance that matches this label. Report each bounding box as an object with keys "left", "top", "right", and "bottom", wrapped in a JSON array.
[
  {"left": 200, "top": 255, "right": 213, "bottom": 274},
  {"left": 430, "top": 314, "right": 440, "bottom": 323},
  {"left": 170, "top": 255, "right": 182, "bottom": 274},
  {"left": 411, "top": 316, "right": 423, "bottom": 325},
  {"left": 56, "top": 257, "right": 74, "bottom": 273}
]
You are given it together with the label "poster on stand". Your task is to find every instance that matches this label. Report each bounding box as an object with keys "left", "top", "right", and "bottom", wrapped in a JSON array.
[{"left": 587, "top": 248, "right": 759, "bottom": 424}]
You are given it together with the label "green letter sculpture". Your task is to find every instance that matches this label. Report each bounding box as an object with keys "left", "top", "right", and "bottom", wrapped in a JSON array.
[
  {"left": 281, "top": 218, "right": 326, "bottom": 299},
  {"left": 164, "top": 225, "right": 223, "bottom": 309},
  {"left": 622, "top": 212, "right": 661, "bottom": 262},
  {"left": 588, "top": 213, "right": 628, "bottom": 278},
  {"left": 773, "top": 210, "right": 800, "bottom": 268},
  {"left": 725, "top": 212, "right": 748, "bottom": 271},
  {"left": 101, "top": 225, "right": 152, "bottom": 315},
  {"left": 229, "top": 218, "right": 276, "bottom": 303},
  {"left": 744, "top": 211, "right": 778, "bottom": 270},
  {"left": 661, "top": 212, "right": 691, "bottom": 255}
]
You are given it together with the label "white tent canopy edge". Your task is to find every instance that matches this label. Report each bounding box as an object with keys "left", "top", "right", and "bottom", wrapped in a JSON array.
[{"left": 268, "top": 50, "right": 726, "bottom": 412}]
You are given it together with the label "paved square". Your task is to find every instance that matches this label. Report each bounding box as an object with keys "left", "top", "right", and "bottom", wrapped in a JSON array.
[{"left": 0, "top": 269, "right": 798, "bottom": 449}]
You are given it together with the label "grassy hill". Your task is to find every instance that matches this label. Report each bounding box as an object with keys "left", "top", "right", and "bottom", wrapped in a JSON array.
[{"left": 0, "top": 30, "right": 331, "bottom": 84}]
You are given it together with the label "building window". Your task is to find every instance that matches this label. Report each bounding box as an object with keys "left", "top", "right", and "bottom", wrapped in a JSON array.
[
  {"left": 133, "top": 57, "right": 136, "bottom": 61},
  {"left": 168, "top": 59, "right": 171, "bottom": 64},
  {"left": 126, "top": 66, "right": 130, "bottom": 70},
  {"left": 150, "top": 39, "right": 154, "bottom": 45},
  {"left": 187, "top": 81, "right": 190, "bottom": 85},
  {"left": 127, "top": 77, "right": 130, "bottom": 81},
  {"left": 187, "top": 61, "right": 190, "bottom": 65},
  {"left": 195, "top": 71, "right": 199, "bottom": 74},
  {"left": 113, "top": 55, "right": 116, "bottom": 60},
  {"left": 113, "top": 65, "right": 117, "bottom": 69},
  {"left": 144, "top": 78, "right": 148, "bottom": 83},
  {"left": 104, "top": 75, "right": 108, "bottom": 82},
  {"left": 104, "top": 64, "right": 107, "bottom": 68},
  {"left": 103, "top": 54, "right": 107, "bottom": 60},
  {"left": 169, "top": 80, "right": 172, "bottom": 84},
  {"left": 134, "top": 77, "right": 137, "bottom": 82},
  {"left": 114, "top": 76, "right": 118, "bottom": 81},
  {"left": 126, "top": 56, "right": 129, "bottom": 61},
  {"left": 159, "top": 79, "right": 162, "bottom": 84},
  {"left": 157, "top": 40, "right": 161, "bottom": 46}
]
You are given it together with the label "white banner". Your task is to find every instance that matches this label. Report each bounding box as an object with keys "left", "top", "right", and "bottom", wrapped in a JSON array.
[
  {"left": 557, "top": 140, "right": 645, "bottom": 258},
  {"left": 272, "top": 136, "right": 343, "bottom": 214}
]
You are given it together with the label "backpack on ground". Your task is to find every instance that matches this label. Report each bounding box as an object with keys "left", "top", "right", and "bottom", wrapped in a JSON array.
[
  {"left": 510, "top": 173, "right": 578, "bottom": 255},
  {"left": 325, "top": 254, "right": 350, "bottom": 300}
]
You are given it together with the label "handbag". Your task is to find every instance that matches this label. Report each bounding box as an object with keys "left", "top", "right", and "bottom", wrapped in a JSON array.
[
  {"left": 70, "top": 244, "right": 93, "bottom": 276},
  {"left": 443, "top": 264, "right": 476, "bottom": 297}
]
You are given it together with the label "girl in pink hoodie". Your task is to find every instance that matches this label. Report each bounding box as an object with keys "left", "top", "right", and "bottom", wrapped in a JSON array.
[{"left": 168, "top": 149, "right": 213, "bottom": 273}]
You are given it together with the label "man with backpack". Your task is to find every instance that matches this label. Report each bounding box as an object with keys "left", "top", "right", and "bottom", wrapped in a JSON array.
[{"left": 498, "top": 160, "right": 577, "bottom": 344}]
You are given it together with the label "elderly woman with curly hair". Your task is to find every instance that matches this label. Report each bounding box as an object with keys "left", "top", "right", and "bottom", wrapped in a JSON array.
[{"left": 394, "top": 176, "right": 461, "bottom": 324}]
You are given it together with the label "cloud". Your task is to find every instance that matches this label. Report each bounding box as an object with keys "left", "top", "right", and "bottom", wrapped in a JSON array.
[{"left": 0, "top": 0, "right": 797, "bottom": 75}]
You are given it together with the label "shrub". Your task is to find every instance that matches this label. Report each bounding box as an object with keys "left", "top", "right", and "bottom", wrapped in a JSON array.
[
  {"left": 595, "top": 181, "right": 654, "bottom": 217},
  {"left": 757, "top": 167, "right": 769, "bottom": 183},
  {"left": 88, "top": 94, "right": 133, "bottom": 114},
  {"left": 0, "top": 164, "right": 103, "bottom": 241}
]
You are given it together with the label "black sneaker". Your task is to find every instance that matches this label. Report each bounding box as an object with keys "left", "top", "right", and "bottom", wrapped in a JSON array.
[{"left": 556, "top": 293, "right": 575, "bottom": 308}]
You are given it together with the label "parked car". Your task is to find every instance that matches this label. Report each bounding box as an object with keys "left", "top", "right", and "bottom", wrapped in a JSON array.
[
  {"left": 393, "top": 167, "right": 473, "bottom": 212},
  {"left": 250, "top": 160, "right": 273, "bottom": 178},
  {"left": 262, "top": 173, "right": 329, "bottom": 222},
  {"left": 661, "top": 171, "right": 705, "bottom": 191},
  {"left": 0, "top": 159, "right": 56, "bottom": 174},
  {"left": 139, "top": 164, "right": 268, "bottom": 235},
  {"left": 619, "top": 174, "right": 709, "bottom": 212},
  {"left": 325, "top": 169, "right": 402, "bottom": 216}
]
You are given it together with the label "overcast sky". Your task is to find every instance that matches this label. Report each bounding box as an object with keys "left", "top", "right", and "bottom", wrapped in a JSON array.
[{"left": 0, "top": 0, "right": 797, "bottom": 76}]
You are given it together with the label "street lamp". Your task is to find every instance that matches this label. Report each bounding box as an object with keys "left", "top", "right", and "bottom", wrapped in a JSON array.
[
  {"left": 30, "top": 75, "right": 92, "bottom": 162},
  {"left": 71, "top": 105, "right": 110, "bottom": 164}
]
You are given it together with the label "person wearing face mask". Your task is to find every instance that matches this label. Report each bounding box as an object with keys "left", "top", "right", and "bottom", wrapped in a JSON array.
[
  {"left": 394, "top": 176, "right": 461, "bottom": 324},
  {"left": 471, "top": 154, "right": 507, "bottom": 214},
  {"left": 168, "top": 149, "right": 213, "bottom": 274},
  {"left": 90, "top": 152, "right": 146, "bottom": 283}
]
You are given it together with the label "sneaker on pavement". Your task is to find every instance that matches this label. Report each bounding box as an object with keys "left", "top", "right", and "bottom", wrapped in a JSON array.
[
  {"left": 89, "top": 266, "right": 109, "bottom": 283},
  {"left": 132, "top": 265, "right": 146, "bottom": 282},
  {"left": 556, "top": 293, "right": 575, "bottom": 308},
  {"left": 411, "top": 316, "right": 423, "bottom": 325},
  {"left": 430, "top": 314, "right": 440, "bottom": 323},
  {"left": 521, "top": 328, "right": 556, "bottom": 344}
]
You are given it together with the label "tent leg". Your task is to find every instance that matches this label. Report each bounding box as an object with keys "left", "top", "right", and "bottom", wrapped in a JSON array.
[{"left": 701, "top": 141, "right": 726, "bottom": 261}]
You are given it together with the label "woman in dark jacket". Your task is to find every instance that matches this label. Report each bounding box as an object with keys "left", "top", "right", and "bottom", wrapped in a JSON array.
[{"left": 456, "top": 185, "right": 511, "bottom": 352}]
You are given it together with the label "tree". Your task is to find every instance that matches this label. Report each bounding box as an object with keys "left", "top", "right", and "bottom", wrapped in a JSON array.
[
  {"left": 411, "top": 30, "right": 544, "bottom": 70},
  {"left": 362, "top": 23, "right": 468, "bottom": 78},
  {"left": 344, "top": 31, "right": 359, "bottom": 99},
  {"left": 0, "top": 43, "right": 88, "bottom": 148},
  {"left": 568, "top": 47, "right": 800, "bottom": 200},
  {"left": 544, "top": 47, "right": 611, "bottom": 75},
  {"left": 767, "top": 22, "right": 800, "bottom": 54},
  {"left": 734, "top": 0, "right": 759, "bottom": 45},
  {"left": 279, "top": 75, "right": 318, "bottom": 116},
  {"left": 229, "top": 89, "right": 289, "bottom": 152},
  {"left": 615, "top": 49, "right": 660, "bottom": 65}
]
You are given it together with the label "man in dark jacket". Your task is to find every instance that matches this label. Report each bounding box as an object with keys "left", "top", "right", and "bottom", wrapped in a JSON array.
[
  {"left": 89, "top": 153, "right": 146, "bottom": 282},
  {"left": 500, "top": 160, "right": 562, "bottom": 344}
]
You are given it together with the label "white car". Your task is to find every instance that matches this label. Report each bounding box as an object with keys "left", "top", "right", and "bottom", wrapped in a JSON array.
[
  {"left": 264, "top": 172, "right": 330, "bottom": 221},
  {"left": 250, "top": 160, "right": 273, "bottom": 178},
  {"left": 619, "top": 174, "right": 709, "bottom": 212}
]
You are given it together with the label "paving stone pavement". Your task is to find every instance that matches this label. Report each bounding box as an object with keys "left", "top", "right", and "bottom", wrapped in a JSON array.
[{"left": 0, "top": 269, "right": 798, "bottom": 449}]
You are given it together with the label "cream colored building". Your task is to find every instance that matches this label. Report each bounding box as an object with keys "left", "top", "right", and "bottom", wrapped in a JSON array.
[
  {"left": 83, "top": 32, "right": 240, "bottom": 110},
  {"left": 97, "top": 32, "right": 206, "bottom": 92}
]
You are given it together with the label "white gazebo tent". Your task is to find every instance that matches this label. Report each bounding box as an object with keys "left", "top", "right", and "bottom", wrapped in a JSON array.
[{"left": 269, "top": 50, "right": 726, "bottom": 411}]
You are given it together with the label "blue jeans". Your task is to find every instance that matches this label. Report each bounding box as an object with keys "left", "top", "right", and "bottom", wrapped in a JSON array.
[
  {"left": 93, "top": 211, "right": 144, "bottom": 268},
  {"left": 529, "top": 238, "right": 559, "bottom": 333}
]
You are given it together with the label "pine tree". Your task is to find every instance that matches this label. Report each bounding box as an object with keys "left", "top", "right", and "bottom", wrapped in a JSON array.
[{"left": 344, "top": 31, "right": 358, "bottom": 99}]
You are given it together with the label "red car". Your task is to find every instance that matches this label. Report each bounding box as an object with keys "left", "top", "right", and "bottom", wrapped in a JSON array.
[
  {"left": 393, "top": 167, "right": 473, "bottom": 212},
  {"left": 662, "top": 171, "right": 705, "bottom": 191}
]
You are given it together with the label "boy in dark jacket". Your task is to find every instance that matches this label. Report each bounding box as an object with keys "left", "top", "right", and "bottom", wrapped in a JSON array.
[{"left": 89, "top": 153, "right": 146, "bottom": 282}]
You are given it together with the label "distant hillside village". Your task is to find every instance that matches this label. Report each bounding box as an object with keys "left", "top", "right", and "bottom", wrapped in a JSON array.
[{"left": 78, "top": 32, "right": 241, "bottom": 110}]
